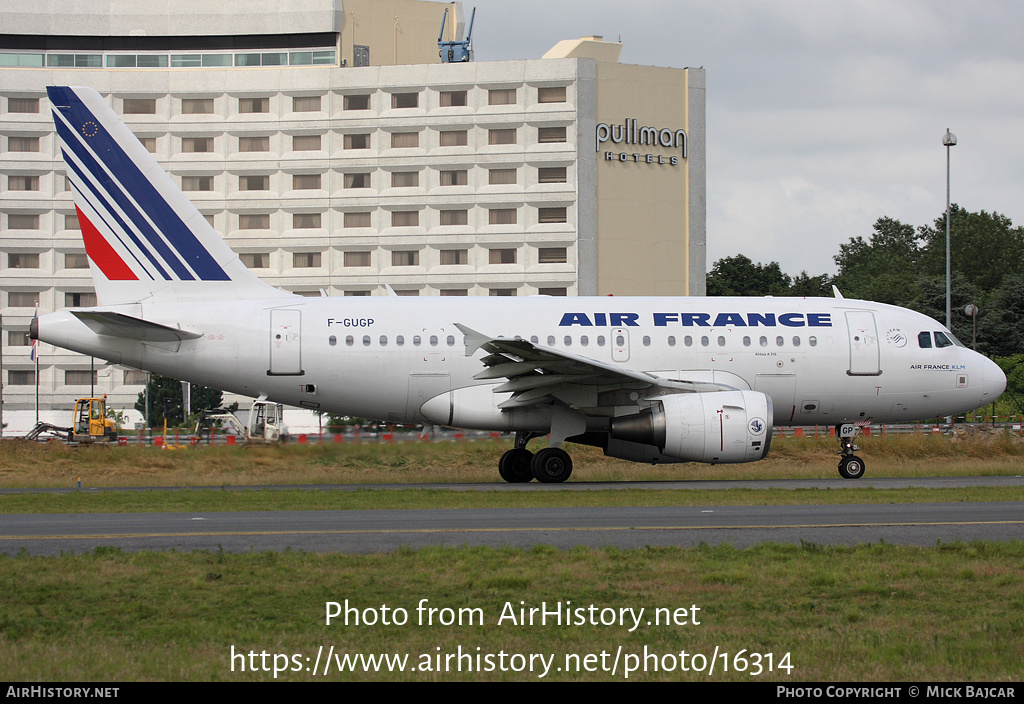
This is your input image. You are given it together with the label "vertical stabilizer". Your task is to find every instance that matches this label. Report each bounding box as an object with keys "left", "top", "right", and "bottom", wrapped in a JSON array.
[{"left": 47, "top": 86, "right": 291, "bottom": 305}]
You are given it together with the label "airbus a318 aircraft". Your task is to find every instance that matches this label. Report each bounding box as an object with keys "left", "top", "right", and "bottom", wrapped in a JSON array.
[{"left": 32, "top": 86, "right": 1006, "bottom": 482}]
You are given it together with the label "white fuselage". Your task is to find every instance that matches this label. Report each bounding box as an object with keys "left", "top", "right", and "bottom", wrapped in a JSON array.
[{"left": 36, "top": 295, "right": 1005, "bottom": 430}]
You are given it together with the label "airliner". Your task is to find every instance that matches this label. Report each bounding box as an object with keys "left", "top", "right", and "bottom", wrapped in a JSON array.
[{"left": 31, "top": 86, "right": 1006, "bottom": 482}]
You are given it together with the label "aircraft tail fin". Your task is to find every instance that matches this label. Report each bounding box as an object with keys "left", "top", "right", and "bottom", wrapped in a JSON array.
[{"left": 46, "top": 86, "right": 290, "bottom": 306}]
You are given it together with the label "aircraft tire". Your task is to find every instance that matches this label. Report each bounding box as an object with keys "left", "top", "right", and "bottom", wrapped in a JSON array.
[
  {"left": 498, "top": 448, "right": 534, "bottom": 483},
  {"left": 838, "top": 456, "right": 865, "bottom": 479},
  {"left": 531, "top": 447, "right": 573, "bottom": 483}
]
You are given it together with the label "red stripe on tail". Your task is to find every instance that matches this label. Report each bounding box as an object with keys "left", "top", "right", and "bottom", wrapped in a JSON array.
[{"left": 76, "top": 206, "right": 137, "bottom": 281}]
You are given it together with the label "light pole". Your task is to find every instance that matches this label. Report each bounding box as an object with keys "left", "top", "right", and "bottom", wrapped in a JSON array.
[{"left": 943, "top": 128, "right": 957, "bottom": 330}]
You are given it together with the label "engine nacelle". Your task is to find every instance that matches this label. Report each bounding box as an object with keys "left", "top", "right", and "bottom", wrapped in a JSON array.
[{"left": 609, "top": 390, "right": 773, "bottom": 463}]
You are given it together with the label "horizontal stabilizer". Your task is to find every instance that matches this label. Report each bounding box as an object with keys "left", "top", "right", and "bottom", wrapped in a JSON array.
[{"left": 72, "top": 311, "right": 203, "bottom": 342}]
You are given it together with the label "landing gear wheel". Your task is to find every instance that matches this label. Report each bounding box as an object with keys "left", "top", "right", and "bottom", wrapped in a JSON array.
[
  {"left": 838, "top": 455, "right": 865, "bottom": 479},
  {"left": 498, "top": 448, "right": 534, "bottom": 483},
  {"left": 531, "top": 447, "right": 573, "bottom": 483}
]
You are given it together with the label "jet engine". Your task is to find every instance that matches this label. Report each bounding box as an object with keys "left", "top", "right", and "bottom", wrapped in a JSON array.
[{"left": 608, "top": 390, "right": 773, "bottom": 464}]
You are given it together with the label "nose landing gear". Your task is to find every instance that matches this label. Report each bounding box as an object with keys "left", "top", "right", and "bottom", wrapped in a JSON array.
[{"left": 837, "top": 424, "right": 866, "bottom": 479}]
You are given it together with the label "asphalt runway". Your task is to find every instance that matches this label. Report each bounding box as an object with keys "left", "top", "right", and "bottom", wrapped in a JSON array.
[{"left": 2, "top": 476, "right": 1022, "bottom": 554}]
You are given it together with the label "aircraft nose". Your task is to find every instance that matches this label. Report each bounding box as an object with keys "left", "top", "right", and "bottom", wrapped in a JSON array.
[{"left": 978, "top": 355, "right": 1006, "bottom": 402}]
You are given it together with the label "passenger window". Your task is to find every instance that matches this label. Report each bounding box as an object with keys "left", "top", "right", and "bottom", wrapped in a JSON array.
[
  {"left": 447, "top": 335, "right": 455, "bottom": 346},
  {"left": 717, "top": 336, "right": 725, "bottom": 347},
  {"left": 743, "top": 336, "right": 751, "bottom": 347},
  {"left": 701, "top": 336, "right": 709, "bottom": 347},
  {"left": 918, "top": 331, "right": 932, "bottom": 349},
  {"left": 396, "top": 335, "right": 405, "bottom": 346},
  {"left": 684, "top": 336, "right": 693, "bottom": 347},
  {"left": 793, "top": 336, "right": 801, "bottom": 347},
  {"left": 668, "top": 336, "right": 676, "bottom": 347},
  {"left": 597, "top": 336, "right": 606, "bottom": 346},
  {"left": 345, "top": 335, "right": 354, "bottom": 346},
  {"left": 934, "top": 331, "right": 954, "bottom": 348},
  {"left": 413, "top": 335, "right": 422, "bottom": 346},
  {"left": 776, "top": 336, "right": 784, "bottom": 347},
  {"left": 547, "top": 335, "right": 555, "bottom": 346},
  {"left": 759, "top": 336, "right": 768, "bottom": 347},
  {"left": 530, "top": 336, "right": 538, "bottom": 344},
  {"left": 643, "top": 336, "right": 651, "bottom": 346},
  {"left": 362, "top": 335, "right": 371, "bottom": 346},
  {"left": 809, "top": 336, "right": 817, "bottom": 347},
  {"left": 564, "top": 336, "right": 572, "bottom": 346},
  {"left": 580, "top": 335, "right": 589, "bottom": 347},
  {"left": 379, "top": 335, "right": 388, "bottom": 346},
  {"left": 329, "top": 335, "right": 337, "bottom": 346},
  {"left": 430, "top": 335, "right": 438, "bottom": 346}
]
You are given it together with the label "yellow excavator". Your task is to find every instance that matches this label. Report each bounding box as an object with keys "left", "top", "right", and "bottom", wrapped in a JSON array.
[{"left": 22, "top": 396, "right": 118, "bottom": 443}]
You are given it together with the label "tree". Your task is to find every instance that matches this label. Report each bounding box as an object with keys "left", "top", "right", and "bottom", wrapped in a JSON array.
[
  {"left": 918, "top": 206, "right": 1024, "bottom": 293},
  {"left": 134, "top": 374, "right": 229, "bottom": 427},
  {"left": 706, "top": 255, "right": 792, "bottom": 297},
  {"left": 833, "top": 216, "right": 922, "bottom": 305}
]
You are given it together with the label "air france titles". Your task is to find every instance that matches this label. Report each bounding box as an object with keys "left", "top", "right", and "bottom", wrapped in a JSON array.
[
  {"left": 596, "top": 118, "right": 686, "bottom": 165},
  {"left": 558, "top": 312, "right": 833, "bottom": 328}
]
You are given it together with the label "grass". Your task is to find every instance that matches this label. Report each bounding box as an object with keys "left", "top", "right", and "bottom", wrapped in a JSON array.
[
  {"left": 0, "top": 430, "right": 1022, "bottom": 490},
  {"left": 0, "top": 542, "right": 1021, "bottom": 681}
]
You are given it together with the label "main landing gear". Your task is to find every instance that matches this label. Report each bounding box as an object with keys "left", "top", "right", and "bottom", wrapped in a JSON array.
[
  {"left": 836, "top": 424, "right": 866, "bottom": 479},
  {"left": 498, "top": 431, "right": 574, "bottom": 483}
]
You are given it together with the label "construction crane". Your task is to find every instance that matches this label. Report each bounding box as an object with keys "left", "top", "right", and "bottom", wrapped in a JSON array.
[{"left": 438, "top": 6, "right": 475, "bottom": 63}]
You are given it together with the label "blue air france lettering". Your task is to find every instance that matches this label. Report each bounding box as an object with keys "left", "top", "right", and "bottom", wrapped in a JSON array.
[{"left": 558, "top": 312, "right": 833, "bottom": 327}]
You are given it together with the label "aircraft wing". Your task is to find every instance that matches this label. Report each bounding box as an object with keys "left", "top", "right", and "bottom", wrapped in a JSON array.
[{"left": 455, "top": 323, "right": 731, "bottom": 410}]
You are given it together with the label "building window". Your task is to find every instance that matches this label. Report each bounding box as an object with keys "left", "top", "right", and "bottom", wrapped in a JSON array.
[
  {"left": 8, "top": 370, "right": 35, "bottom": 386},
  {"left": 391, "top": 93, "right": 418, "bottom": 108},
  {"left": 439, "top": 130, "right": 467, "bottom": 146},
  {"left": 345, "top": 290, "right": 371, "bottom": 297},
  {"left": 344, "top": 173, "right": 370, "bottom": 189},
  {"left": 292, "top": 96, "right": 321, "bottom": 112},
  {"left": 489, "top": 248, "right": 517, "bottom": 265},
  {"left": 344, "top": 212, "right": 371, "bottom": 228},
  {"left": 8, "top": 253, "right": 39, "bottom": 269},
  {"left": 182, "top": 176, "right": 213, "bottom": 191},
  {"left": 439, "top": 170, "right": 467, "bottom": 186},
  {"left": 292, "top": 135, "right": 321, "bottom": 151},
  {"left": 7, "top": 291, "right": 39, "bottom": 307},
  {"left": 239, "top": 97, "right": 269, "bottom": 113},
  {"left": 64, "top": 214, "right": 81, "bottom": 230},
  {"left": 292, "top": 252, "right": 322, "bottom": 268},
  {"left": 239, "top": 214, "right": 270, "bottom": 230},
  {"left": 7, "top": 214, "right": 39, "bottom": 229},
  {"left": 488, "top": 89, "right": 516, "bottom": 105},
  {"left": 8, "top": 98, "right": 39, "bottom": 113},
  {"left": 8, "top": 175, "right": 39, "bottom": 191},
  {"left": 344, "top": 251, "right": 371, "bottom": 267},
  {"left": 182, "top": 137, "right": 213, "bottom": 153},
  {"left": 239, "top": 252, "right": 270, "bottom": 268},
  {"left": 293, "top": 174, "right": 321, "bottom": 190},
  {"left": 440, "top": 249, "right": 468, "bottom": 265},
  {"left": 293, "top": 213, "right": 322, "bottom": 229},
  {"left": 8, "top": 137, "right": 39, "bottom": 152},
  {"left": 538, "top": 166, "right": 567, "bottom": 183},
  {"left": 440, "top": 91, "right": 467, "bottom": 107},
  {"left": 538, "top": 207, "right": 567, "bottom": 224},
  {"left": 391, "top": 132, "right": 419, "bottom": 148},
  {"left": 488, "top": 208, "right": 517, "bottom": 225},
  {"left": 8, "top": 330, "right": 31, "bottom": 346},
  {"left": 181, "top": 98, "right": 213, "bottom": 114},
  {"left": 538, "top": 86, "right": 567, "bottom": 103},
  {"left": 392, "top": 251, "right": 419, "bottom": 267},
  {"left": 488, "top": 168, "right": 516, "bottom": 185},
  {"left": 124, "top": 370, "right": 148, "bottom": 385},
  {"left": 64, "top": 370, "right": 98, "bottom": 386},
  {"left": 538, "top": 287, "right": 567, "bottom": 296},
  {"left": 489, "top": 289, "right": 516, "bottom": 296},
  {"left": 440, "top": 289, "right": 468, "bottom": 296},
  {"left": 391, "top": 171, "right": 419, "bottom": 187},
  {"left": 65, "top": 292, "right": 97, "bottom": 307},
  {"left": 65, "top": 253, "right": 89, "bottom": 269},
  {"left": 488, "top": 129, "right": 517, "bottom": 145},
  {"left": 344, "top": 134, "right": 369, "bottom": 149},
  {"left": 240, "top": 175, "right": 269, "bottom": 191},
  {"left": 123, "top": 98, "right": 156, "bottom": 114},
  {"left": 440, "top": 210, "right": 468, "bottom": 226},
  {"left": 239, "top": 136, "right": 269, "bottom": 152},
  {"left": 538, "top": 247, "right": 568, "bottom": 264},
  {"left": 344, "top": 94, "right": 370, "bottom": 111},
  {"left": 391, "top": 211, "right": 419, "bottom": 227},
  {"left": 538, "top": 126, "right": 567, "bottom": 143},
  {"left": 139, "top": 138, "right": 157, "bottom": 153}
]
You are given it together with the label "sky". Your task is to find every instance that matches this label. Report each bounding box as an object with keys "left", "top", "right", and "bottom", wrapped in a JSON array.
[{"left": 460, "top": 0, "right": 1024, "bottom": 277}]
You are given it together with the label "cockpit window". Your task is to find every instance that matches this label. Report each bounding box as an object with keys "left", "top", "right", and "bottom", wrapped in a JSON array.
[
  {"left": 934, "top": 331, "right": 954, "bottom": 348},
  {"left": 918, "top": 331, "right": 932, "bottom": 349}
]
